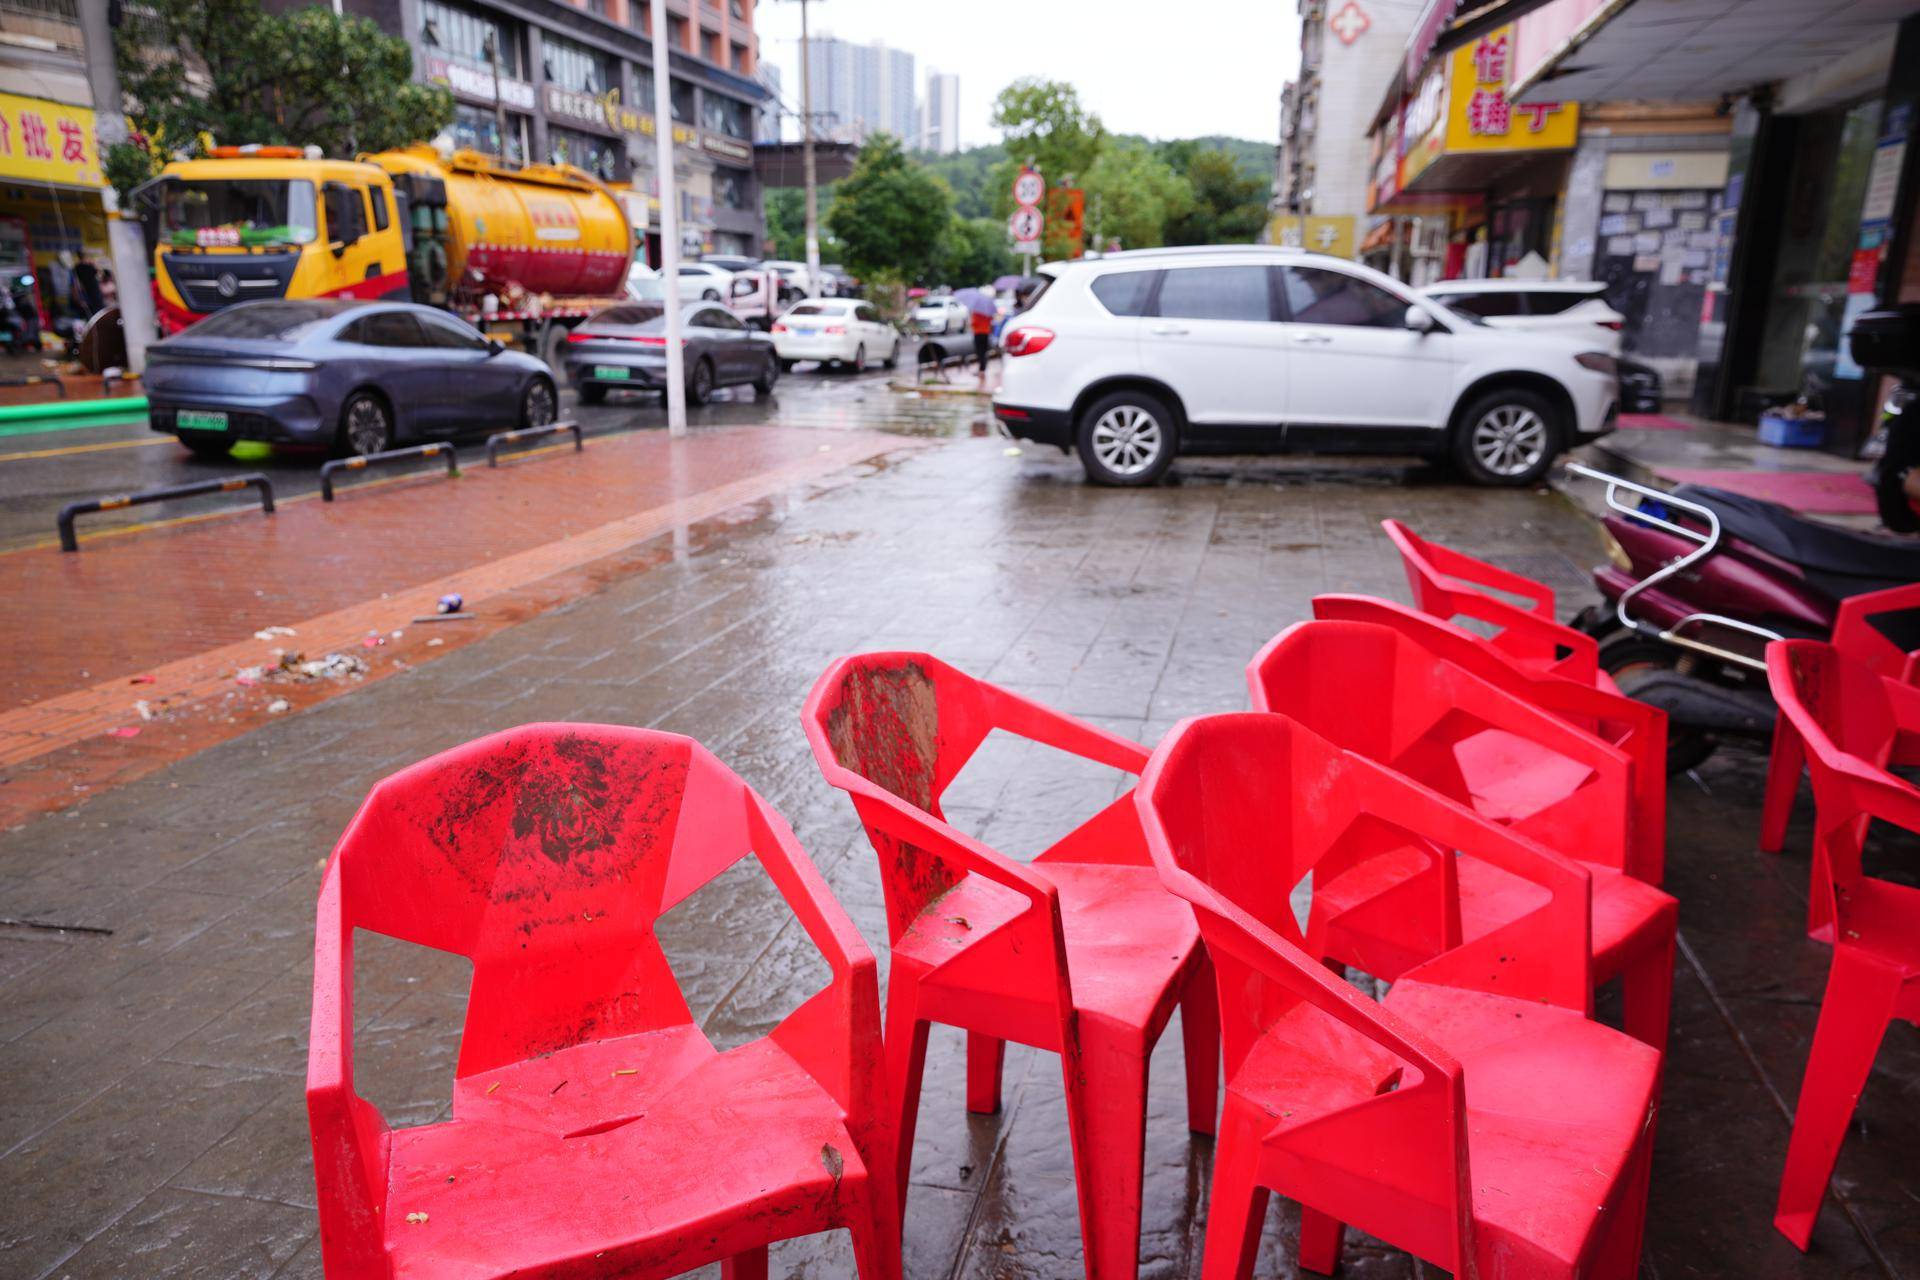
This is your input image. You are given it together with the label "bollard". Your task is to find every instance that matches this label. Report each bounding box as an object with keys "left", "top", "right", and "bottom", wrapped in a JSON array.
[
  {"left": 485, "top": 420, "right": 583, "bottom": 468},
  {"left": 320, "top": 442, "right": 460, "bottom": 502},
  {"left": 58, "top": 474, "right": 274, "bottom": 552}
]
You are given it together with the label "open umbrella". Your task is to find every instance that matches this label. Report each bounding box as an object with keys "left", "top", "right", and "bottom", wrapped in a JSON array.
[{"left": 953, "top": 287, "right": 996, "bottom": 318}]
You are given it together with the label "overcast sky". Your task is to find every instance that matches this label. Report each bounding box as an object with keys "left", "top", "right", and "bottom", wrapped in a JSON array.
[{"left": 754, "top": 0, "right": 1298, "bottom": 149}]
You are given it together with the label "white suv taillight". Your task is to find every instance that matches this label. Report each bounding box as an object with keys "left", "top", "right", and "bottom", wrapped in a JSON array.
[{"left": 1004, "top": 326, "right": 1054, "bottom": 356}]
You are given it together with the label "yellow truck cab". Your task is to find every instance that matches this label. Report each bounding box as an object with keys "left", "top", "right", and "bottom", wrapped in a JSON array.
[{"left": 150, "top": 146, "right": 408, "bottom": 333}]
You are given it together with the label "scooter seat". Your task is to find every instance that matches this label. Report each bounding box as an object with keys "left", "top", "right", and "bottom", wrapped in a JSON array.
[{"left": 1671, "top": 485, "right": 1920, "bottom": 596}]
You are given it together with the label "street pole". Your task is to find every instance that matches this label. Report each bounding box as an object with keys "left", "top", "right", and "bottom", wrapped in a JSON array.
[
  {"left": 80, "top": 0, "right": 154, "bottom": 374},
  {"left": 648, "top": 0, "right": 686, "bottom": 435},
  {"left": 797, "top": 0, "right": 820, "bottom": 297}
]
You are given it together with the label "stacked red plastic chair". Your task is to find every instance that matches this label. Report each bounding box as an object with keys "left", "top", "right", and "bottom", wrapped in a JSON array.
[
  {"left": 1761, "top": 582, "right": 1920, "bottom": 854},
  {"left": 803, "top": 653, "right": 1217, "bottom": 1280},
  {"left": 306, "top": 724, "right": 900, "bottom": 1279},
  {"left": 1313, "top": 592, "right": 1668, "bottom": 877},
  {"left": 1766, "top": 641, "right": 1920, "bottom": 1249},
  {"left": 1382, "top": 517, "right": 1616, "bottom": 691},
  {"left": 1251, "top": 619, "right": 1678, "bottom": 1052},
  {"left": 1138, "top": 712, "right": 1661, "bottom": 1279}
]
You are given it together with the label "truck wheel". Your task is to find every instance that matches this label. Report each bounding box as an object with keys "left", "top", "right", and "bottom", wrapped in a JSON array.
[
  {"left": 1077, "top": 389, "right": 1177, "bottom": 486},
  {"left": 339, "top": 391, "right": 394, "bottom": 457},
  {"left": 578, "top": 383, "right": 608, "bottom": 406},
  {"left": 1452, "top": 387, "right": 1559, "bottom": 486},
  {"left": 688, "top": 358, "right": 715, "bottom": 407}
]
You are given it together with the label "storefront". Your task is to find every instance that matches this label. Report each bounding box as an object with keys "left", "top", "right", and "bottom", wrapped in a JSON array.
[
  {"left": 0, "top": 90, "right": 111, "bottom": 345},
  {"left": 1367, "top": 23, "right": 1580, "bottom": 280},
  {"left": 1509, "top": 0, "right": 1920, "bottom": 447}
]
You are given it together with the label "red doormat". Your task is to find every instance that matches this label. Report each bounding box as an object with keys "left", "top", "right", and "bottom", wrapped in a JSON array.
[
  {"left": 1661, "top": 467, "right": 1876, "bottom": 514},
  {"left": 1617, "top": 413, "right": 1692, "bottom": 431}
]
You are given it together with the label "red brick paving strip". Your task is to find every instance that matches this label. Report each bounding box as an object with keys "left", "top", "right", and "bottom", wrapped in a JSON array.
[{"left": 0, "top": 426, "right": 920, "bottom": 823}]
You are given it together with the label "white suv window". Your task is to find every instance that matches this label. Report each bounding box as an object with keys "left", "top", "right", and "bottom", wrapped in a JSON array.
[
  {"left": 1154, "top": 265, "right": 1272, "bottom": 322},
  {"left": 1282, "top": 267, "right": 1411, "bottom": 329},
  {"left": 1090, "top": 269, "right": 1158, "bottom": 317}
]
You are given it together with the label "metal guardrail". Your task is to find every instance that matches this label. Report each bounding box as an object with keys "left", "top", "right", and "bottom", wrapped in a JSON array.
[
  {"left": 57, "top": 474, "right": 274, "bottom": 552},
  {"left": 320, "top": 442, "right": 459, "bottom": 502},
  {"left": 0, "top": 375, "right": 67, "bottom": 398},
  {"left": 486, "top": 420, "right": 582, "bottom": 468}
]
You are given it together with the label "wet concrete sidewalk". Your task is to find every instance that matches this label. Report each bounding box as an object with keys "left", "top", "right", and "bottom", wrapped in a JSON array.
[
  {"left": 1579, "top": 413, "right": 1880, "bottom": 524},
  {"left": 0, "top": 430, "right": 1915, "bottom": 1278}
]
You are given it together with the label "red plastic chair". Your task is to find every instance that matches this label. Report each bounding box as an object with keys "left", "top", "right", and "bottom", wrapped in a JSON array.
[
  {"left": 307, "top": 724, "right": 900, "bottom": 1280},
  {"left": 1313, "top": 592, "right": 1668, "bottom": 885},
  {"left": 1250, "top": 619, "right": 1678, "bottom": 1053},
  {"left": 803, "top": 653, "right": 1217, "bottom": 1280},
  {"left": 1138, "top": 712, "right": 1661, "bottom": 1280},
  {"left": 1766, "top": 641, "right": 1920, "bottom": 1249},
  {"left": 1761, "top": 581, "right": 1920, "bottom": 853},
  {"left": 1381, "top": 518, "right": 1614, "bottom": 691}
]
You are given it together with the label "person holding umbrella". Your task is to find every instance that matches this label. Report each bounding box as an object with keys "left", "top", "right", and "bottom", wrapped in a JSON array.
[{"left": 953, "top": 285, "right": 998, "bottom": 388}]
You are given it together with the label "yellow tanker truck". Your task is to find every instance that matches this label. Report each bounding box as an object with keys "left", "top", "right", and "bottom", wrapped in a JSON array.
[{"left": 145, "top": 144, "right": 635, "bottom": 353}]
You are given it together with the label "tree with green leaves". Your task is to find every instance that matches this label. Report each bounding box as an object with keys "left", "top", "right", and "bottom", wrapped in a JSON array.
[
  {"left": 765, "top": 186, "right": 841, "bottom": 262},
  {"left": 109, "top": 0, "right": 453, "bottom": 198},
  {"left": 1082, "top": 140, "right": 1192, "bottom": 252},
  {"left": 1164, "top": 150, "right": 1270, "bottom": 246},
  {"left": 824, "top": 134, "right": 951, "bottom": 285},
  {"left": 989, "top": 78, "right": 1104, "bottom": 207},
  {"left": 935, "top": 215, "right": 1016, "bottom": 287}
]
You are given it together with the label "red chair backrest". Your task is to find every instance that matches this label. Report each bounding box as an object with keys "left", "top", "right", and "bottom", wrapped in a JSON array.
[
  {"left": 1832, "top": 582, "right": 1920, "bottom": 686},
  {"left": 1381, "top": 519, "right": 1598, "bottom": 682},
  {"left": 1250, "top": 619, "right": 1635, "bottom": 871},
  {"left": 330, "top": 723, "right": 774, "bottom": 1076}
]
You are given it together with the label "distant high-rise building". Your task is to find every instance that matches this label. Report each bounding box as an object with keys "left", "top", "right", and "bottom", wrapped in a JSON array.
[
  {"left": 919, "top": 71, "right": 960, "bottom": 153},
  {"left": 804, "top": 36, "right": 916, "bottom": 143},
  {"left": 755, "top": 62, "right": 784, "bottom": 143}
]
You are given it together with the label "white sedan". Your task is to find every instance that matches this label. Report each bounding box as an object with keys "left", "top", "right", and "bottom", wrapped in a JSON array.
[
  {"left": 771, "top": 298, "right": 901, "bottom": 371},
  {"left": 676, "top": 262, "right": 735, "bottom": 302}
]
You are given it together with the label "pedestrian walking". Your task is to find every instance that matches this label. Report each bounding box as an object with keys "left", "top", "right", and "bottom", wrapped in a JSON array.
[{"left": 971, "top": 287, "right": 995, "bottom": 388}]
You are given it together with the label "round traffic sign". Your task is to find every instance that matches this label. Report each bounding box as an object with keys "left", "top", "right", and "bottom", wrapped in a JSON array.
[
  {"left": 1012, "top": 169, "right": 1044, "bottom": 209},
  {"left": 1008, "top": 206, "right": 1044, "bottom": 241}
]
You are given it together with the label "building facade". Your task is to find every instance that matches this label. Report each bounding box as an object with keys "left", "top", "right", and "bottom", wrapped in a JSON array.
[
  {"left": 335, "top": 0, "right": 770, "bottom": 261},
  {"left": 920, "top": 70, "right": 960, "bottom": 154},
  {"left": 1360, "top": 0, "right": 1920, "bottom": 442},
  {"left": 1273, "top": 0, "right": 1416, "bottom": 260},
  {"left": 0, "top": 0, "right": 113, "bottom": 343},
  {"left": 803, "top": 36, "right": 915, "bottom": 144}
]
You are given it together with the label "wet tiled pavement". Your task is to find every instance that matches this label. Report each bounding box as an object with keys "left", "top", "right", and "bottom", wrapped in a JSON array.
[{"left": 0, "top": 394, "right": 1915, "bottom": 1278}]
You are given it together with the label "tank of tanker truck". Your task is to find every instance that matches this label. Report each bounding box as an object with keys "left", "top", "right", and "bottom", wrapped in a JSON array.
[{"left": 371, "top": 146, "right": 631, "bottom": 302}]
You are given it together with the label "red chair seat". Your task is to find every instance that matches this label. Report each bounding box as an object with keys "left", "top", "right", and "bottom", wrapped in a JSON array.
[
  {"left": 1455, "top": 858, "right": 1673, "bottom": 981},
  {"left": 1384, "top": 981, "right": 1661, "bottom": 1274},
  {"left": 1452, "top": 727, "right": 1598, "bottom": 823},
  {"left": 910, "top": 863, "right": 1197, "bottom": 1034},
  {"left": 1223, "top": 983, "right": 1659, "bottom": 1277},
  {"left": 387, "top": 1037, "right": 867, "bottom": 1278}
]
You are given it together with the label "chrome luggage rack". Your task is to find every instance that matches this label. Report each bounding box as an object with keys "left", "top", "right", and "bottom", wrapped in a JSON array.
[{"left": 1563, "top": 462, "right": 1783, "bottom": 672}]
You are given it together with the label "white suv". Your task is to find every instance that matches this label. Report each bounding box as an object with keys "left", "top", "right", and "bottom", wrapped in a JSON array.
[{"left": 992, "top": 246, "right": 1619, "bottom": 487}]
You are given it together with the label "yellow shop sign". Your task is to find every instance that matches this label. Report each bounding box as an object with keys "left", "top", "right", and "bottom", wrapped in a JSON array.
[
  {"left": 1268, "top": 214, "right": 1357, "bottom": 259},
  {"left": 0, "top": 92, "right": 103, "bottom": 189},
  {"left": 1441, "top": 24, "right": 1578, "bottom": 154}
]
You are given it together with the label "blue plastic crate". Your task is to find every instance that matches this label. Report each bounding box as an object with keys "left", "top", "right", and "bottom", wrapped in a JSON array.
[{"left": 1758, "top": 413, "right": 1826, "bottom": 449}]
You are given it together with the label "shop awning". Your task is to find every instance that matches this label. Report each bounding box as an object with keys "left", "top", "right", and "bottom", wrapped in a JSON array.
[{"left": 1509, "top": 0, "right": 1920, "bottom": 105}]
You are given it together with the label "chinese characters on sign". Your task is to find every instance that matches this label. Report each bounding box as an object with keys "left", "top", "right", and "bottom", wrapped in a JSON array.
[
  {"left": 1465, "top": 30, "right": 1563, "bottom": 137},
  {"left": 0, "top": 92, "right": 103, "bottom": 188}
]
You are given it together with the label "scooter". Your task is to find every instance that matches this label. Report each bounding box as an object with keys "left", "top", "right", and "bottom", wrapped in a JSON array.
[{"left": 1564, "top": 463, "right": 1920, "bottom": 769}]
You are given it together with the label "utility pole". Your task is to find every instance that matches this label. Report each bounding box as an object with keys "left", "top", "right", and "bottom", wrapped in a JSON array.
[
  {"left": 81, "top": 0, "right": 154, "bottom": 374},
  {"left": 648, "top": 0, "right": 686, "bottom": 435},
  {"left": 795, "top": 0, "right": 820, "bottom": 297}
]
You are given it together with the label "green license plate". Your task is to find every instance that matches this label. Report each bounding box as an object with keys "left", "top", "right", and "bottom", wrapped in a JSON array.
[
  {"left": 177, "top": 409, "right": 229, "bottom": 431},
  {"left": 593, "top": 365, "right": 631, "bottom": 381}
]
